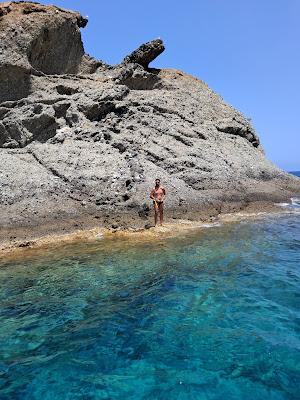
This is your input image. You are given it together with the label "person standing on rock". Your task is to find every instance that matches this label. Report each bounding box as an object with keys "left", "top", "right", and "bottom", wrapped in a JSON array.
[{"left": 150, "top": 179, "right": 166, "bottom": 226}]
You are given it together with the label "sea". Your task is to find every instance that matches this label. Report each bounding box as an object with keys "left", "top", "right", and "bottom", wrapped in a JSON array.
[
  {"left": 290, "top": 171, "right": 300, "bottom": 177},
  {"left": 0, "top": 188, "right": 299, "bottom": 399}
]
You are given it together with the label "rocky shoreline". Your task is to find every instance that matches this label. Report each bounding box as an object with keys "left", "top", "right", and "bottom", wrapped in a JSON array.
[
  {"left": 1, "top": 2, "right": 300, "bottom": 247},
  {"left": 0, "top": 200, "right": 295, "bottom": 260}
]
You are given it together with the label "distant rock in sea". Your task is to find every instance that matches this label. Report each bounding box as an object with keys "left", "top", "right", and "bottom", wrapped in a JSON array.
[{"left": 0, "top": 1, "right": 300, "bottom": 244}]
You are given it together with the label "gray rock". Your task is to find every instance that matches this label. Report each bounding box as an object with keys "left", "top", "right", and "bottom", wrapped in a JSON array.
[
  {"left": 0, "top": 2, "right": 299, "bottom": 244},
  {"left": 0, "top": 2, "right": 86, "bottom": 76},
  {"left": 138, "top": 203, "right": 151, "bottom": 219},
  {"left": 122, "top": 39, "right": 165, "bottom": 69}
]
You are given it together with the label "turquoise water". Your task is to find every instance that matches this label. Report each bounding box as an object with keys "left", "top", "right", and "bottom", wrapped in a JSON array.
[{"left": 0, "top": 213, "right": 300, "bottom": 399}]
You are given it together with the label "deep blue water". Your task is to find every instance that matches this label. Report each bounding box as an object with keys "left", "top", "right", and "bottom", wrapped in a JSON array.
[
  {"left": 290, "top": 171, "right": 300, "bottom": 177},
  {"left": 0, "top": 213, "right": 300, "bottom": 399}
]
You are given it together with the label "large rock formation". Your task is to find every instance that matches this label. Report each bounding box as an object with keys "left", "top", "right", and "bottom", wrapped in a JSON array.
[{"left": 0, "top": 1, "right": 299, "bottom": 242}]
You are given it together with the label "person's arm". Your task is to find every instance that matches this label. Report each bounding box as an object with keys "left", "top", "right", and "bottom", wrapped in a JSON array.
[
  {"left": 162, "top": 187, "right": 166, "bottom": 202},
  {"left": 150, "top": 189, "right": 155, "bottom": 199}
]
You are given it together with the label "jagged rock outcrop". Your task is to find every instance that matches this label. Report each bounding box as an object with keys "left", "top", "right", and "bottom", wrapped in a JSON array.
[
  {"left": 0, "top": 1, "right": 299, "bottom": 241},
  {"left": 122, "top": 39, "right": 165, "bottom": 68},
  {"left": 0, "top": 1, "right": 98, "bottom": 102}
]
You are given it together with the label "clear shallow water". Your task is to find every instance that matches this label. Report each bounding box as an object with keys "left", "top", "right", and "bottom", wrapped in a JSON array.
[{"left": 0, "top": 214, "right": 300, "bottom": 400}]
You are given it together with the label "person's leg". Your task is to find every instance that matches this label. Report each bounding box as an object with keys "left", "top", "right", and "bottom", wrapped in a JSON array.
[
  {"left": 154, "top": 204, "right": 158, "bottom": 226},
  {"left": 158, "top": 202, "right": 164, "bottom": 225}
]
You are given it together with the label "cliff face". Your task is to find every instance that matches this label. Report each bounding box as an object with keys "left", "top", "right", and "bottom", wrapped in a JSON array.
[{"left": 0, "top": 1, "right": 299, "bottom": 239}]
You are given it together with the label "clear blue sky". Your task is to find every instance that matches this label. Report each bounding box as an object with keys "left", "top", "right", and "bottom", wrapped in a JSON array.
[{"left": 44, "top": 0, "right": 299, "bottom": 171}]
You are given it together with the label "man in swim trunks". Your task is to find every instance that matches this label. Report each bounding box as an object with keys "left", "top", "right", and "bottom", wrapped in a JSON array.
[{"left": 150, "top": 178, "right": 166, "bottom": 226}]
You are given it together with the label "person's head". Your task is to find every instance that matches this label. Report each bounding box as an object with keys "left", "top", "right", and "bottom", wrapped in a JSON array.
[{"left": 155, "top": 178, "right": 160, "bottom": 187}]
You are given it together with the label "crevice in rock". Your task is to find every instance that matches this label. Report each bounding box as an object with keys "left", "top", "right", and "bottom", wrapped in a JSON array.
[
  {"left": 146, "top": 103, "right": 195, "bottom": 125},
  {"left": 82, "top": 101, "right": 128, "bottom": 122},
  {"left": 28, "top": 149, "right": 92, "bottom": 204},
  {"left": 112, "top": 142, "right": 127, "bottom": 153},
  {"left": 193, "top": 130, "right": 207, "bottom": 140},
  {"left": 0, "top": 98, "right": 69, "bottom": 108},
  {"left": 216, "top": 124, "right": 259, "bottom": 147},
  {"left": 144, "top": 149, "right": 164, "bottom": 165},
  {"left": 0, "top": 107, "right": 10, "bottom": 118},
  {"left": 29, "top": 149, "right": 70, "bottom": 183},
  {"left": 56, "top": 85, "right": 78, "bottom": 96},
  {"left": 196, "top": 165, "right": 213, "bottom": 173},
  {"left": 122, "top": 193, "right": 130, "bottom": 201},
  {"left": 53, "top": 102, "right": 71, "bottom": 118},
  {"left": 168, "top": 131, "right": 193, "bottom": 147},
  {"left": 81, "top": 102, "right": 115, "bottom": 121},
  {"left": 179, "top": 174, "right": 219, "bottom": 191}
]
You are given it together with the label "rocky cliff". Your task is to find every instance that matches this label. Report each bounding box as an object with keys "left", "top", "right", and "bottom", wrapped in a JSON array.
[{"left": 0, "top": 1, "right": 299, "bottom": 243}]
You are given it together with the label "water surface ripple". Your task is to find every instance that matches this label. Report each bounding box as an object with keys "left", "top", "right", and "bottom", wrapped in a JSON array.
[{"left": 0, "top": 214, "right": 299, "bottom": 399}]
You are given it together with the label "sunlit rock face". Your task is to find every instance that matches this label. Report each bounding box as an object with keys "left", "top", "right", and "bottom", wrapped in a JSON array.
[{"left": 0, "top": 1, "right": 299, "bottom": 236}]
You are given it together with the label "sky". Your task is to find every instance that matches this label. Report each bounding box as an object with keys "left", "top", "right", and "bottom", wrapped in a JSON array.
[{"left": 43, "top": 0, "right": 299, "bottom": 171}]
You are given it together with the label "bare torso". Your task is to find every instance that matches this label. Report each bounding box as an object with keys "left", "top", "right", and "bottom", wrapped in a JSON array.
[{"left": 150, "top": 186, "right": 165, "bottom": 202}]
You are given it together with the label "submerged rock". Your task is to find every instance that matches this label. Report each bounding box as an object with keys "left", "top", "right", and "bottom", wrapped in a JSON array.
[{"left": 0, "top": 1, "right": 299, "bottom": 240}]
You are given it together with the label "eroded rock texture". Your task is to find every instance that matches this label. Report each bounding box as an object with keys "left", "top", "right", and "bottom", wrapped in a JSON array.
[{"left": 0, "top": 1, "right": 299, "bottom": 235}]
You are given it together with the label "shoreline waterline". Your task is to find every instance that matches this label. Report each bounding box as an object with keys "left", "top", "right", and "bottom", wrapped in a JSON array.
[{"left": 1, "top": 201, "right": 298, "bottom": 261}]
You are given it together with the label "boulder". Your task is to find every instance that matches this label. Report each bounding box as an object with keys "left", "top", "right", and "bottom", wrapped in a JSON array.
[{"left": 122, "top": 39, "right": 165, "bottom": 69}]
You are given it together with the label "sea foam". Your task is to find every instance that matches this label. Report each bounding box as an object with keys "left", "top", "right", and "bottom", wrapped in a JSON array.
[{"left": 275, "top": 197, "right": 300, "bottom": 209}]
